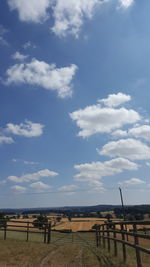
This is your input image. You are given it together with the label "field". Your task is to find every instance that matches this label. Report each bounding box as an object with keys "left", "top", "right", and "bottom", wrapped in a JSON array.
[
  {"left": 0, "top": 225, "right": 149, "bottom": 266},
  {"left": 0, "top": 233, "right": 130, "bottom": 267}
]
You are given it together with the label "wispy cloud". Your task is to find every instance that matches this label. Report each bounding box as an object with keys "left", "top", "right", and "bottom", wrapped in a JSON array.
[
  {"left": 0, "top": 25, "right": 8, "bottom": 46},
  {"left": 0, "top": 135, "right": 14, "bottom": 144},
  {"left": 119, "top": 177, "right": 145, "bottom": 185},
  {"left": 8, "top": 169, "right": 58, "bottom": 183},
  {"left": 11, "top": 185, "right": 26, "bottom": 193}
]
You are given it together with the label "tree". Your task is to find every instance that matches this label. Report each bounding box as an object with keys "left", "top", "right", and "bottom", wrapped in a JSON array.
[
  {"left": 56, "top": 216, "right": 62, "bottom": 222},
  {"left": 105, "top": 213, "right": 113, "bottom": 220},
  {"left": 0, "top": 212, "right": 8, "bottom": 227},
  {"left": 33, "top": 215, "right": 48, "bottom": 229}
]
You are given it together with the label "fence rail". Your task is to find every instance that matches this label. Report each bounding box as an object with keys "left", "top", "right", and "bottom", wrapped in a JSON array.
[
  {"left": 96, "top": 220, "right": 150, "bottom": 267},
  {"left": 0, "top": 219, "right": 51, "bottom": 243}
]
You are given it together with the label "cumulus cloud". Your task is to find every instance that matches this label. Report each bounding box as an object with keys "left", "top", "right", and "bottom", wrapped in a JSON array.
[
  {"left": 11, "top": 185, "right": 26, "bottom": 193},
  {"left": 128, "top": 125, "right": 150, "bottom": 141},
  {"left": 74, "top": 157, "right": 138, "bottom": 181},
  {"left": 52, "top": 0, "right": 104, "bottom": 38},
  {"left": 12, "top": 51, "right": 28, "bottom": 61},
  {"left": 70, "top": 104, "right": 140, "bottom": 138},
  {"left": 111, "top": 129, "right": 128, "bottom": 138},
  {"left": 8, "top": 169, "right": 58, "bottom": 183},
  {"left": 6, "top": 120, "right": 44, "bottom": 137},
  {"left": 4, "top": 58, "right": 77, "bottom": 98},
  {"left": 99, "top": 92, "right": 131, "bottom": 107},
  {"left": 119, "top": 178, "right": 145, "bottom": 185},
  {"left": 30, "top": 181, "right": 51, "bottom": 190},
  {"left": 0, "top": 135, "right": 14, "bottom": 144},
  {"left": 112, "top": 125, "right": 150, "bottom": 141},
  {"left": 118, "top": 0, "right": 134, "bottom": 9},
  {"left": 8, "top": 0, "right": 51, "bottom": 23},
  {"left": 7, "top": 1, "right": 134, "bottom": 38},
  {"left": 100, "top": 138, "right": 150, "bottom": 160}
]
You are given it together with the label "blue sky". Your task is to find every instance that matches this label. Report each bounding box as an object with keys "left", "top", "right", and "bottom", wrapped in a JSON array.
[{"left": 0, "top": 0, "right": 150, "bottom": 208}]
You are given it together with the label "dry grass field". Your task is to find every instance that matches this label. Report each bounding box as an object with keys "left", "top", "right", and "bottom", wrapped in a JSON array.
[
  {"left": 52, "top": 218, "right": 116, "bottom": 232},
  {"left": 0, "top": 238, "right": 129, "bottom": 267}
]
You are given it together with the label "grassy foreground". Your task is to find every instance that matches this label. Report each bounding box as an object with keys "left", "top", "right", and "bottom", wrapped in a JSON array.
[
  {"left": 0, "top": 239, "right": 128, "bottom": 267},
  {"left": 0, "top": 231, "right": 149, "bottom": 266}
]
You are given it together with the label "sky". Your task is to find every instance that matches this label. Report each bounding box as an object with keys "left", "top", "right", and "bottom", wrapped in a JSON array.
[{"left": 0, "top": 0, "right": 150, "bottom": 208}]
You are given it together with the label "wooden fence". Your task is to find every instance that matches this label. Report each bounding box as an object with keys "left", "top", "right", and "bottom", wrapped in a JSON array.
[
  {"left": 0, "top": 220, "right": 51, "bottom": 244},
  {"left": 96, "top": 220, "right": 150, "bottom": 267}
]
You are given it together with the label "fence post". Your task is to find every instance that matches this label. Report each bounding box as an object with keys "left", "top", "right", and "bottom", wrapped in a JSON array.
[
  {"left": 99, "top": 225, "right": 101, "bottom": 246},
  {"left": 133, "top": 223, "right": 142, "bottom": 267},
  {"left": 121, "top": 223, "right": 126, "bottom": 263},
  {"left": 113, "top": 224, "right": 117, "bottom": 257},
  {"left": 26, "top": 221, "right": 29, "bottom": 242},
  {"left": 4, "top": 220, "right": 7, "bottom": 240},
  {"left": 47, "top": 222, "right": 51, "bottom": 244},
  {"left": 44, "top": 225, "right": 47, "bottom": 243},
  {"left": 107, "top": 224, "right": 110, "bottom": 252},
  {"left": 102, "top": 225, "right": 105, "bottom": 249},
  {"left": 96, "top": 228, "right": 99, "bottom": 247}
]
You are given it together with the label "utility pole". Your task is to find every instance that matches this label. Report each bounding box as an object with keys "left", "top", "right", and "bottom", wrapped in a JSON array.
[
  {"left": 119, "top": 187, "right": 128, "bottom": 241},
  {"left": 119, "top": 187, "right": 126, "bottom": 221}
]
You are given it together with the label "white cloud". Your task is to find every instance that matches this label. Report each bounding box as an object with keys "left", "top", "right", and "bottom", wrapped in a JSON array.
[
  {"left": 12, "top": 51, "right": 28, "bottom": 61},
  {"left": 11, "top": 185, "right": 26, "bottom": 193},
  {"left": 4, "top": 58, "right": 77, "bottom": 98},
  {"left": 23, "top": 160, "right": 39, "bottom": 165},
  {"left": 74, "top": 157, "right": 138, "bottom": 181},
  {"left": 12, "top": 158, "right": 38, "bottom": 165},
  {"left": 70, "top": 104, "right": 140, "bottom": 138},
  {"left": 111, "top": 125, "right": 150, "bottom": 141},
  {"left": 128, "top": 125, "right": 150, "bottom": 141},
  {"left": 111, "top": 129, "right": 128, "bottom": 138},
  {"left": 23, "top": 41, "right": 36, "bottom": 49},
  {"left": 8, "top": 0, "right": 51, "bottom": 23},
  {"left": 8, "top": 1, "right": 134, "bottom": 38},
  {"left": 146, "top": 162, "right": 150, "bottom": 167},
  {"left": 99, "top": 92, "right": 131, "bottom": 107},
  {"left": 88, "top": 180, "right": 105, "bottom": 192},
  {"left": 6, "top": 120, "right": 44, "bottom": 137},
  {"left": 100, "top": 138, "right": 150, "bottom": 160},
  {"left": 0, "top": 25, "right": 8, "bottom": 46},
  {"left": 52, "top": 0, "right": 103, "bottom": 38},
  {"left": 118, "top": 0, "right": 134, "bottom": 9},
  {"left": 58, "top": 184, "right": 77, "bottom": 192},
  {"left": 119, "top": 178, "right": 145, "bottom": 185},
  {"left": 30, "top": 181, "right": 51, "bottom": 190},
  {"left": 0, "top": 135, "right": 14, "bottom": 144},
  {"left": 8, "top": 169, "right": 58, "bottom": 183}
]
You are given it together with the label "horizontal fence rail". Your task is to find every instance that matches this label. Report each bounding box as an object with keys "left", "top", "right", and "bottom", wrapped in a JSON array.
[
  {"left": 96, "top": 220, "right": 150, "bottom": 267},
  {"left": 0, "top": 219, "right": 52, "bottom": 243}
]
